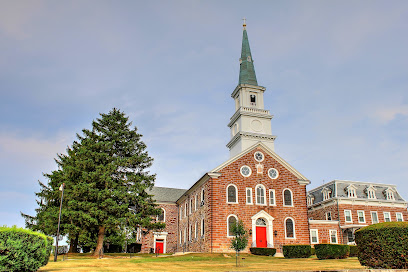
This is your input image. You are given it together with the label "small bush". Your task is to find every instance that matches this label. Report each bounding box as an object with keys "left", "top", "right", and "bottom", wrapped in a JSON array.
[
  {"left": 355, "top": 222, "right": 408, "bottom": 269},
  {"left": 349, "top": 245, "right": 358, "bottom": 257},
  {"left": 0, "top": 226, "right": 53, "bottom": 272},
  {"left": 314, "top": 244, "right": 349, "bottom": 259},
  {"left": 282, "top": 245, "right": 311, "bottom": 258},
  {"left": 249, "top": 247, "right": 276, "bottom": 256}
]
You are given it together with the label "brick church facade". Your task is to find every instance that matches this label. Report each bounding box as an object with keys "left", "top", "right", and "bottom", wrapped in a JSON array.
[{"left": 139, "top": 23, "right": 407, "bottom": 254}]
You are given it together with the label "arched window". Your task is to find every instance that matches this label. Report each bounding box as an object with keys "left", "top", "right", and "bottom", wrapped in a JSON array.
[
  {"left": 283, "top": 189, "right": 293, "bottom": 206},
  {"left": 201, "top": 189, "right": 205, "bottom": 206},
  {"left": 227, "top": 184, "right": 238, "bottom": 203},
  {"left": 227, "top": 215, "right": 238, "bottom": 237},
  {"left": 285, "top": 218, "right": 295, "bottom": 238},
  {"left": 157, "top": 208, "right": 165, "bottom": 222},
  {"left": 256, "top": 184, "right": 266, "bottom": 205}
]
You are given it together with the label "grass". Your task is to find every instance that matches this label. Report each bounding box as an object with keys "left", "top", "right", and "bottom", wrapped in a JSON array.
[{"left": 39, "top": 253, "right": 365, "bottom": 271}]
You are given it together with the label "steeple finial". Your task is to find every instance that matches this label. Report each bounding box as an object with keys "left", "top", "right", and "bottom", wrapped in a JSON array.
[{"left": 238, "top": 20, "right": 258, "bottom": 86}]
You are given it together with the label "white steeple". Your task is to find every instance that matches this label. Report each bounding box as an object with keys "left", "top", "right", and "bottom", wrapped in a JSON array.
[{"left": 226, "top": 22, "right": 276, "bottom": 157}]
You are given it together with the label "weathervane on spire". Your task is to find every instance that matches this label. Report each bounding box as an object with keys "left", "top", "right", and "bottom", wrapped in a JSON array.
[{"left": 242, "top": 17, "right": 247, "bottom": 29}]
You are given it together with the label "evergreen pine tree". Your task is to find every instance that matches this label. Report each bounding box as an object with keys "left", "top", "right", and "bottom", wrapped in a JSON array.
[{"left": 22, "top": 108, "right": 164, "bottom": 255}]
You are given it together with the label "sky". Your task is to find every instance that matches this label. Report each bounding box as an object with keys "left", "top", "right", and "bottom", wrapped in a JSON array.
[{"left": 1, "top": 0, "right": 408, "bottom": 228}]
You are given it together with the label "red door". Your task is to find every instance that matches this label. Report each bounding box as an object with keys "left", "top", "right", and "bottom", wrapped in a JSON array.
[
  {"left": 156, "top": 241, "right": 164, "bottom": 253},
  {"left": 256, "top": 226, "right": 267, "bottom": 247}
]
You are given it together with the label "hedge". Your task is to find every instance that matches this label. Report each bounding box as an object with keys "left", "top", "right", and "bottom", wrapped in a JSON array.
[
  {"left": 355, "top": 222, "right": 408, "bottom": 269},
  {"left": 249, "top": 247, "right": 276, "bottom": 256},
  {"left": 0, "top": 226, "right": 53, "bottom": 272},
  {"left": 314, "top": 244, "right": 349, "bottom": 259},
  {"left": 349, "top": 245, "right": 358, "bottom": 257},
  {"left": 282, "top": 245, "right": 311, "bottom": 258}
]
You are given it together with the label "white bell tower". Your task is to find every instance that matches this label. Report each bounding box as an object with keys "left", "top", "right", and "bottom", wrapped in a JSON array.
[{"left": 226, "top": 21, "right": 276, "bottom": 157}]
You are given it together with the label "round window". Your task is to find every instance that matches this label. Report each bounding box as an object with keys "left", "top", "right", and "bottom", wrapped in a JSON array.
[
  {"left": 254, "top": 151, "right": 264, "bottom": 162},
  {"left": 240, "top": 165, "right": 252, "bottom": 177},
  {"left": 268, "top": 168, "right": 279, "bottom": 179}
]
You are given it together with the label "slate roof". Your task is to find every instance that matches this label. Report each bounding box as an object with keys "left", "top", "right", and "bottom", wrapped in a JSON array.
[
  {"left": 308, "top": 180, "right": 406, "bottom": 204},
  {"left": 147, "top": 186, "right": 187, "bottom": 203}
]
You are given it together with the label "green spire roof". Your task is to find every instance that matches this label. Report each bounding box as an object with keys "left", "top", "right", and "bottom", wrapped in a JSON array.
[{"left": 239, "top": 26, "right": 258, "bottom": 86}]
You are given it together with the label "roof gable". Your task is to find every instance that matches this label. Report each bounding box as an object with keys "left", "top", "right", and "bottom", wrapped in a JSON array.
[{"left": 211, "top": 142, "right": 309, "bottom": 185}]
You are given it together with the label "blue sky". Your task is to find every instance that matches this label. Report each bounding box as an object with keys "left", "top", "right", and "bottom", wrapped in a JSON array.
[{"left": 1, "top": 0, "right": 407, "bottom": 228}]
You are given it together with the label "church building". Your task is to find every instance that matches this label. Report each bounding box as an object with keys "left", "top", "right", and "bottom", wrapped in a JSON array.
[{"left": 139, "top": 22, "right": 407, "bottom": 254}]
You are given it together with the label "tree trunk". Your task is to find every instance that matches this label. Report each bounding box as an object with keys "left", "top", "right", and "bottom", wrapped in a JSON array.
[
  {"left": 68, "top": 233, "right": 79, "bottom": 253},
  {"left": 93, "top": 226, "right": 105, "bottom": 257}
]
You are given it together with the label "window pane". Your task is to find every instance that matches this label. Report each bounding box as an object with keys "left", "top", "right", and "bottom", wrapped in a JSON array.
[
  {"left": 270, "top": 190, "right": 275, "bottom": 205},
  {"left": 286, "top": 219, "right": 294, "bottom": 238},
  {"left": 284, "top": 190, "right": 292, "bottom": 206},
  {"left": 158, "top": 209, "right": 164, "bottom": 222},
  {"left": 228, "top": 216, "right": 237, "bottom": 236},
  {"left": 228, "top": 186, "right": 237, "bottom": 203}
]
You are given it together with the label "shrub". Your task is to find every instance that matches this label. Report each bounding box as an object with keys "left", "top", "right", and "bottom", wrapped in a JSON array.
[
  {"left": 349, "top": 245, "right": 358, "bottom": 257},
  {"left": 0, "top": 226, "right": 53, "bottom": 272},
  {"left": 249, "top": 247, "right": 276, "bottom": 256},
  {"left": 282, "top": 245, "right": 312, "bottom": 258},
  {"left": 355, "top": 222, "right": 408, "bottom": 269},
  {"left": 314, "top": 244, "right": 349, "bottom": 259}
]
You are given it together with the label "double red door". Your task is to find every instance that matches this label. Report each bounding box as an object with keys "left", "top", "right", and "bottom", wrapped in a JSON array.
[
  {"left": 155, "top": 241, "right": 164, "bottom": 253},
  {"left": 256, "top": 226, "right": 267, "bottom": 247}
]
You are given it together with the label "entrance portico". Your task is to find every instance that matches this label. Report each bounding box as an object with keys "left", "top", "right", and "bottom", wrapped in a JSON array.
[{"left": 251, "top": 210, "right": 274, "bottom": 248}]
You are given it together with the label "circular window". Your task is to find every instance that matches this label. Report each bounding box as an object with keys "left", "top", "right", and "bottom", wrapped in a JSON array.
[
  {"left": 254, "top": 151, "right": 264, "bottom": 162},
  {"left": 240, "top": 165, "right": 252, "bottom": 177},
  {"left": 268, "top": 168, "right": 279, "bottom": 179}
]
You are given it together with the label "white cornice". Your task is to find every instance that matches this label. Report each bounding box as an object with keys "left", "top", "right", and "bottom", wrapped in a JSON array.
[
  {"left": 231, "top": 84, "right": 266, "bottom": 98},
  {"left": 226, "top": 132, "right": 276, "bottom": 149},
  {"left": 308, "top": 197, "right": 407, "bottom": 209},
  {"left": 309, "top": 220, "right": 340, "bottom": 225},
  {"left": 228, "top": 107, "right": 273, "bottom": 128}
]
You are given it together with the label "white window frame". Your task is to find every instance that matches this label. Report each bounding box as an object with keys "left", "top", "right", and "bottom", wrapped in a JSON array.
[
  {"left": 283, "top": 188, "right": 293, "bottom": 207},
  {"left": 226, "top": 184, "right": 238, "bottom": 204},
  {"left": 255, "top": 184, "right": 266, "bottom": 205},
  {"left": 157, "top": 208, "right": 166, "bottom": 222},
  {"left": 371, "top": 211, "right": 379, "bottom": 224},
  {"left": 179, "top": 230, "right": 182, "bottom": 244},
  {"left": 367, "top": 186, "right": 376, "bottom": 199},
  {"left": 384, "top": 212, "right": 391, "bottom": 222},
  {"left": 357, "top": 210, "right": 366, "bottom": 223},
  {"left": 201, "top": 189, "right": 205, "bottom": 205},
  {"left": 184, "top": 202, "right": 188, "bottom": 217},
  {"left": 326, "top": 212, "right": 332, "bottom": 221},
  {"left": 329, "top": 230, "right": 338, "bottom": 244},
  {"left": 195, "top": 221, "right": 198, "bottom": 239},
  {"left": 396, "top": 212, "right": 404, "bottom": 222},
  {"left": 190, "top": 198, "right": 193, "bottom": 214},
  {"left": 179, "top": 207, "right": 182, "bottom": 219},
  {"left": 240, "top": 165, "right": 252, "bottom": 177},
  {"left": 227, "top": 214, "right": 238, "bottom": 237},
  {"left": 246, "top": 188, "right": 253, "bottom": 205},
  {"left": 184, "top": 228, "right": 187, "bottom": 243},
  {"left": 195, "top": 195, "right": 198, "bottom": 210},
  {"left": 269, "top": 189, "right": 276, "bottom": 206},
  {"left": 307, "top": 195, "right": 314, "bottom": 206},
  {"left": 344, "top": 210, "right": 353, "bottom": 223},
  {"left": 201, "top": 218, "right": 205, "bottom": 237},
  {"left": 346, "top": 185, "right": 357, "bottom": 198},
  {"left": 310, "top": 229, "right": 318, "bottom": 244},
  {"left": 284, "top": 217, "right": 296, "bottom": 239},
  {"left": 189, "top": 225, "right": 192, "bottom": 241}
]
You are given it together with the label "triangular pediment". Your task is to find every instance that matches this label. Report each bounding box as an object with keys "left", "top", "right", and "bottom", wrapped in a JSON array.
[
  {"left": 251, "top": 210, "right": 274, "bottom": 221},
  {"left": 211, "top": 142, "right": 310, "bottom": 185}
]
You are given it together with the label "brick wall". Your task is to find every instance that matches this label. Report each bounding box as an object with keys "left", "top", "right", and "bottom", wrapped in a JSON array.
[
  {"left": 308, "top": 202, "right": 339, "bottom": 221},
  {"left": 308, "top": 221, "right": 342, "bottom": 245},
  {"left": 209, "top": 147, "right": 310, "bottom": 253},
  {"left": 140, "top": 203, "right": 179, "bottom": 253}
]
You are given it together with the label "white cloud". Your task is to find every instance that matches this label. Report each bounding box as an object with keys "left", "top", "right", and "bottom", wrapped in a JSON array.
[{"left": 372, "top": 105, "right": 408, "bottom": 124}]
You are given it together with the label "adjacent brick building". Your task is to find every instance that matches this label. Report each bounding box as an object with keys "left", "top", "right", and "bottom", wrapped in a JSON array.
[{"left": 307, "top": 180, "right": 408, "bottom": 245}]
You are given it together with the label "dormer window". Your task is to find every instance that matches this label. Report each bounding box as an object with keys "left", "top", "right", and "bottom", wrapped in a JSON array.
[
  {"left": 384, "top": 187, "right": 395, "bottom": 201},
  {"left": 345, "top": 184, "right": 357, "bottom": 198},
  {"left": 322, "top": 188, "right": 332, "bottom": 201},
  {"left": 366, "top": 185, "right": 376, "bottom": 199},
  {"left": 307, "top": 195, "right": 314, "bottom": 206},
  {"left": 250, "top": 94, "right": 256, "bottom": 106}
]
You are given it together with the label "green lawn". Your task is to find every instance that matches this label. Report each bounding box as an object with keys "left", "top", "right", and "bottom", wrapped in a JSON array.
[{"left": 39, "top": 253, "right": 365, "bottom": 271}]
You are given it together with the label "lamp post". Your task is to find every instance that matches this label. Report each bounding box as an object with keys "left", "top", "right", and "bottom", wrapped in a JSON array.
[{"left": 54, "top": 183, "right": 65, "bottom": 262}]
